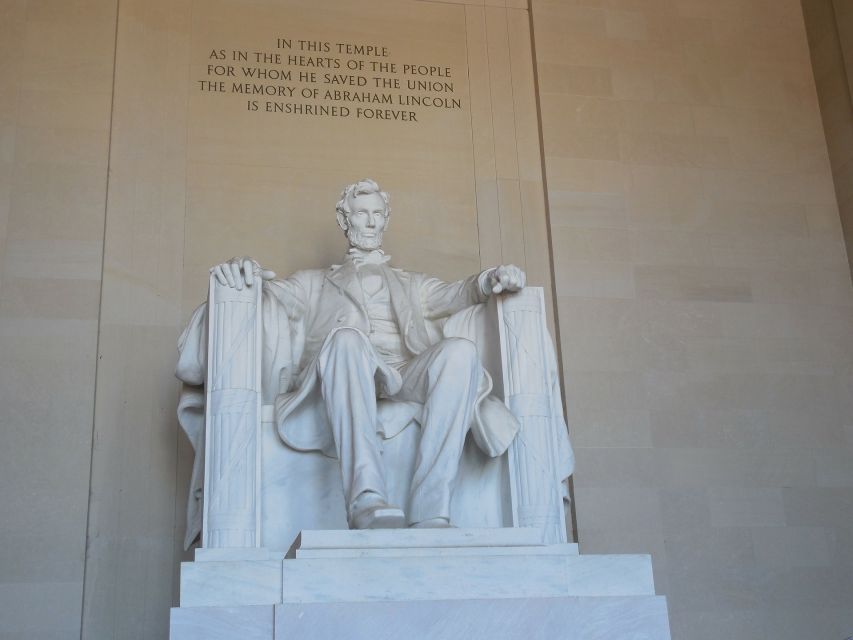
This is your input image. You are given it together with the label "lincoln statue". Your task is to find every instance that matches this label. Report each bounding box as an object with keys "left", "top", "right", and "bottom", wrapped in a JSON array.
[{"left": 176, "top": 179, "right": 573, "bottom": 543}]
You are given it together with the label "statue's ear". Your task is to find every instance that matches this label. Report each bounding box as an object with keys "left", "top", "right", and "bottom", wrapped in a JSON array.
[{"left": 336, "top": 211, "right": 348, "bottom": 232}]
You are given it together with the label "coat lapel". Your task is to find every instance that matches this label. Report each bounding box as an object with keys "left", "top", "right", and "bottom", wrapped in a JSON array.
[
  {"left": 382, "top": 266, "right": 430, "bottom": 355},
  {"left": 325, "top": 260, "right": 430, "bottom": 355},
  {"left": 325, "top": 261, "right": 365, "bottom": 312}
]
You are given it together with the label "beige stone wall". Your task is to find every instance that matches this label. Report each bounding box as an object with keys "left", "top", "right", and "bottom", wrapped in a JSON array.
[
  {"left": 2, "top": 1, "right": 853, "bottom": 639},
  {"left": 532, "top": 0, "right": 853, "bottom": 638},
  {"left": 0, "top": 1, "right": 117, "bottom": 638},
  {"left": 79, "top": 1, "right": 554, "bottom": 638},
  {"left": 803, "top": 0, "right": 853, "bottom": 278}
]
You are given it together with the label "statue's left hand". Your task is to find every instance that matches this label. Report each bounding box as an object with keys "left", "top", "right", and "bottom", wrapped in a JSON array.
[{"left": 487, "top": 264, "right": 526, "bottom": 294}]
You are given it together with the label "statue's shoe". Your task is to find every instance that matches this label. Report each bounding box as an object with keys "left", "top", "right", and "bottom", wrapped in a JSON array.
[
  {"left": 409, "top": 517, "right": 455, "bottom": 529},
  {"left": 351, "top": 504, "right": 406, "bottom": 529},
  {"left": 349, "top": 492, "right": 406, "bottom": 529}
]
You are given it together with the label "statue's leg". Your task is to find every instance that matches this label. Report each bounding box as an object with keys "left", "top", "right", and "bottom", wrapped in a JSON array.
[
  {"left": 317, "top": 327, "right": 402, "bottom": 527},
  {"left": 395, "top": 337, "right": 481, "bottom": 525}
]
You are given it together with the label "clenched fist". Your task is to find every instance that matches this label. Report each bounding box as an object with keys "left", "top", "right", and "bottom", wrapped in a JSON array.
[{"left": 485, "top": 264, "right": 526, "bottom": 295}]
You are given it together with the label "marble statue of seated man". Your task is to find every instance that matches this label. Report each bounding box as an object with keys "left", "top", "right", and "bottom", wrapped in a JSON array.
[{"left": 176, "top": 178, "right": 551, "bottom": 537}]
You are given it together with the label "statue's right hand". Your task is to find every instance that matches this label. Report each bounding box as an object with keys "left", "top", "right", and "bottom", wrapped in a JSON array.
[{"left": 210, "top": 257, "right": 276, "bottom": 290}]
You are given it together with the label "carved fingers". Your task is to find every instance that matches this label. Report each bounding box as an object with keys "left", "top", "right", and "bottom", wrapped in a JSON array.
[
  {"left": 242, "top": 258, "right": 255, "bottom": 287},
  {"left": 489, "top": 264, "right": 527, "bottom": 294},
  {"left": 209, "top": 257, "right": 275, "bottom": 288},
  {"left": 230, "top": 262, "right": 242, "bottom": 289},
  {"left": 211, "top": 264, "right": 229, "bottom": 287}
]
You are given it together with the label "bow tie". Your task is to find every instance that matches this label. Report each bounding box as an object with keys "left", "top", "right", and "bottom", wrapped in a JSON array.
[{"left": 347, "top": 249, "right": 391, "bottom": 268}]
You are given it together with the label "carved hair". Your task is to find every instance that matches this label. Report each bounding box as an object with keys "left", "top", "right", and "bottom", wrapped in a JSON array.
[{"left": 335, "top": 178, "right": 391, "bottom": 232}]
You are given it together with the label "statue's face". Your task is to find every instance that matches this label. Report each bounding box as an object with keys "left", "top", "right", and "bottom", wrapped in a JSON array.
[{"left": 343, "top": 192, "right": 388, "bottom": 251}]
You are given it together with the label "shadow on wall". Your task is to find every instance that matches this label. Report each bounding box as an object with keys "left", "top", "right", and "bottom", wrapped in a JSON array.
[{"left": 802, "top": 0, "right": 853, "bottom": 279}]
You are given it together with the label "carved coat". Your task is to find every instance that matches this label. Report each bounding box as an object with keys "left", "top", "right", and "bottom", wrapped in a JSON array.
[{"left": 264, "top": 261, "right": 520, "bottom": 457}]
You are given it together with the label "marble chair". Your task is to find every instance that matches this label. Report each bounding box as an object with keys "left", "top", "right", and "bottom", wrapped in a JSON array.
[{"left": 177, "top": 276, "right": 573, "bottom": 553}]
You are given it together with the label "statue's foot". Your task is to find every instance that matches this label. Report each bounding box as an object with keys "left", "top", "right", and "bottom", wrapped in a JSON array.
[
  {"left": 349, "top": 492, "right": 406, "bottom": 529},
  {"left": 352, "top": 505, "right": 406, "bottom": 529},
  {"left": 409, "top": 517, "right": 454, "bottom": 529}
]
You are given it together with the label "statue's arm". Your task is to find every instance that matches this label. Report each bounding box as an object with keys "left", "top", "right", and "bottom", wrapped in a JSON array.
[
  {"left": 420, "top": 264, "right": 526, "bottom": 320},
  {"left": 420, "top": 273, "right": 488, "bottom": 320},
  {"left": 263, "top": 272, "right": 310, "bottom": 322},
  {"left": 175, "top": 260, "right": 311, "bottom": 387}
]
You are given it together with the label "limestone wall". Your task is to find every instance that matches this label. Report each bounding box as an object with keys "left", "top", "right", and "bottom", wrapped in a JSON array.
[
  {"left": 0, "top": 1, "right": 117, "bottom": 638},
  {"left": 0, "top": 1, "right": 852, "bottom": 639},
  {"left": 533, "top": 0, "right": 853, "bottom": 638}
]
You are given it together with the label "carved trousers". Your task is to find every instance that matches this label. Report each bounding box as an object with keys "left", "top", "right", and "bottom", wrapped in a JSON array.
[{"left": 316, "top": 327, "right": 481, "bottom": 525}]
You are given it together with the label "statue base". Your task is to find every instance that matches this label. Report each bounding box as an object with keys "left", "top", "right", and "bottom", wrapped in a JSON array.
[{"left": 170, "top": 528, "right": 671, "bottom": 639}]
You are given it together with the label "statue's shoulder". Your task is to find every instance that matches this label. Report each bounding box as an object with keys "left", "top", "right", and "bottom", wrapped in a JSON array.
[
  {"left": 386, "top": 265, "right": 424, "bottom": 291},
  {"left": 267, "top": 268, "right": 325, "bottom": 295},
  {"left": 288, "top": 267, "right": 326, "bottom": 282},
  {"left": 387, "top": 265, "right": 420, "bottom": 279}
]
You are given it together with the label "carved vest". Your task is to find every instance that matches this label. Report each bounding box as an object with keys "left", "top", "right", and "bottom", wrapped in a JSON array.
[{"left": 358, "top": 264, "right": 411, "bottom": 369}]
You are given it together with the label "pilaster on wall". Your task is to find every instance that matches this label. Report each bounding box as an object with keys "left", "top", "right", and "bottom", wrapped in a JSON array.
[{"left": 419, "top": 0, "right": 556, "bottom": 326}]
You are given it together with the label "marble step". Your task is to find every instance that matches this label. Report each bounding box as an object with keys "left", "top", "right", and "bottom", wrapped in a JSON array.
[
  {"left": 288, "top": 527, "right": 560, "bottom": 554},
  {"left": 294, "top": 543, "right": 579, "bottom": 558},
  {"left": 193, "top": 544, "right": 580, "bottom": 562},
  {"left": 192, "top": 528, "right": 579, "bottom": 562},
  {"left": 180, "top": 552, "right": 655, "bottom": 607},
  {"left": 171, "top": 596, "right": 672, "bottom": 640},
  {"left": 288, "top": 527, "right": 580, "bottom": 558},
  {"left": 281, "top": 553, "right": 655, "bottom": 604}
]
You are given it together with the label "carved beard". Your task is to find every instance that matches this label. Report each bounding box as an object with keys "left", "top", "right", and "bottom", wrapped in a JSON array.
[{"left": 346, "top": 227, "right": 384, "bottom": 251}]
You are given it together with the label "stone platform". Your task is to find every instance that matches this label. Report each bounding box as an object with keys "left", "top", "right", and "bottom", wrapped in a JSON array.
[{"left": 170, "top": 528, "right": 671, "bottom": 639}]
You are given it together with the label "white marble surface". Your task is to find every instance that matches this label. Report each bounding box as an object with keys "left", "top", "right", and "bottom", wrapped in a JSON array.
[
  {"left": 180, "top": 541, "right": 654, "bottom": 608},
  {"left": 259, "top": 413, "right": 510, "bottom": 550},
  {"left": 195, "top": 547, "right": 281, "bottom": 562},
  {"left": 202, "top": 278, "right": 263, "bottom": 549},
  {"left": 289, "top": 526, "right": 553, "bottom": 554},
  {"left": 498, "top": 288, "right": 571, "bottom": 543},
  {"left": 180, "top": 560, "right": 281, "bottom": 607},
  {"left": 281, "top": 554, "right": 655, "bottom": 604},
  {"left": 288, "top": 526, "right": 578, "bottom": 558},
  {"left": 275, "top": 597, "right": 671, "bottom": 640},
  {"left": 294, "top": 544, "right": 579, "bottom": 559},
  {"left": 170, "top": 605, "right": 274, "bottom": 640},
  {"left": 170, "top": 597, "right": 670, "bottom": 640},
  {"left": 174, "top": 529, "right": 668, "bottom": 639},
  {"left": 274, "top": 597, "right": 671, "bottom": 640}
]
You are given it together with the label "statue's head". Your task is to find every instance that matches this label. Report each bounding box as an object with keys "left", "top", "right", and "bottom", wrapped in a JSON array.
[{"left": 335, "top": 178, "right": 390, "bottom": 251}]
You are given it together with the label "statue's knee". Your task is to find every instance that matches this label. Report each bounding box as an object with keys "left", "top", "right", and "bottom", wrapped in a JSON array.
[
  {"left": 438, "top": 337, "right": 479, "bottom": 369},
  {"left": 318, "top": 329, "right": 369, "bottom": 373},
  {"left": 328, "top": 327, "right": 366, "bottom": 351}
]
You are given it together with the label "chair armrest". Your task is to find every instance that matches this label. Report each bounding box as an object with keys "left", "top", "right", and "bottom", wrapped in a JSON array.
[{"left": 202, "top": 275, "right": 264, "bottom": 548}]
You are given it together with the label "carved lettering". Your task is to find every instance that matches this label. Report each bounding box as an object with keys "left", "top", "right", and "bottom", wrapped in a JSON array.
[{"left": 195, "top": 37, "right": 464, "bottom": 123}]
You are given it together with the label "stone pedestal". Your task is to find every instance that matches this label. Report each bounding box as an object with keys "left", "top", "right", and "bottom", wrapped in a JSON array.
[{"left": 170, "top": 528, "right": 671, "bottom": 639}]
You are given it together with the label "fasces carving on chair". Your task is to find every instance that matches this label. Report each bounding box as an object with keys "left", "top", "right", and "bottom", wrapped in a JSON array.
[{"left": 176, "top": 179, "right": 574, "bottom": 550}]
